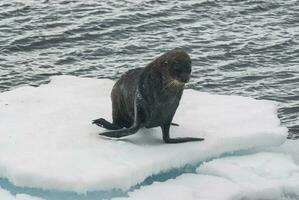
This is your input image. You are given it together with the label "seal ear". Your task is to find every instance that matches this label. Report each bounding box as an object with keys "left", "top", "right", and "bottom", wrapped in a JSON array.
[{"left": 163, "top": 60, "right": 168, "bottom": 67}]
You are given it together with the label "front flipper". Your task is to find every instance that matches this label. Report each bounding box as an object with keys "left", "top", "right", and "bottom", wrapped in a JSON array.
[
  {"left": 171, "top": 122, "right": 179, "bottom": 126},
  {"left": 161, "top": 124, "right": 204, "bottom": 144},
  {"left": 163, "top": 137, "right": 204, "bottom": 143}
]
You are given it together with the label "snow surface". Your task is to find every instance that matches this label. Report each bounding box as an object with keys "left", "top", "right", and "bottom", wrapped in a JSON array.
[
  {"left": 114, "top": 141, "right": 299, "bottom": 200},
  {"left": 0, "top": 187, "right": 43, "bottom": 200},
  {"left": 267, "top": 139, "right": 299, "bottom": 164},
  {"left": 0, "top": 75, "right": 287, "bottom": 193},
  {"left": 198, "top": 152, "right": 299, "bottom": 200},
  {"left": 114, "top": 174, "right": 240, "bottom": 200}
]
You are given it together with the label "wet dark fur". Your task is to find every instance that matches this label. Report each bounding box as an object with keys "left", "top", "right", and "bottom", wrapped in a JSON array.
[{"left": 93, "top": 48, "right": 204, "bottom": 143}]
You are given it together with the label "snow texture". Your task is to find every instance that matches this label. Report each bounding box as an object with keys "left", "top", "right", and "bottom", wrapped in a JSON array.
[
  {"left": 197, "top": 152, "right": 299, "bottom": 200},
  {"left": 114, "top": 142, "right": 299, "bottom": 200},
  {"left": 267, "top": 139, "right": 299, "bottom": 164},
  {"left": 114, "top": 174, "right": 239, "bottom": 200},
  {"left": 0, "top": 75, "right": 287, "bottom": 193},
  {"left": 0, "top": 187, "right": 43, "bottom": 200}
]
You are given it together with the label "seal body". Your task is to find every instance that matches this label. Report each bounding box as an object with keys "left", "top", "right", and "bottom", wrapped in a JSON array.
[
  {"left": 112, "top": 67, "right": 183, "bottom": 129},
  {"left": 93, "top": 48, "right": 204, "bottom": 143},
  {"left": 110, "top": 68, "right": 143, "bottom": 128}
]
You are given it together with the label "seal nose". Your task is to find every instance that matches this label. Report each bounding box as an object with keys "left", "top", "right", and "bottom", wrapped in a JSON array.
[{"left": 180, "top": 76, "right": 190, "bottom": 83}]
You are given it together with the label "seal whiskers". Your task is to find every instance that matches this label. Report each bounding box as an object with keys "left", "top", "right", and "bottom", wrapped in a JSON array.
[{"left": 162, "top": 79, "right": 181, "bottom": 91}]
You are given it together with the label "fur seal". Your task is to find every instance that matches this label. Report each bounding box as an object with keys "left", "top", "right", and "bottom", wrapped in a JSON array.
[{"left": 92, "top": 48, "right": 204, "bottom": 143}]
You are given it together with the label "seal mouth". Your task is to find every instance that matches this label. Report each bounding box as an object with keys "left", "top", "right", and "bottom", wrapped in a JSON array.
[
  {"left": 163, "top": 79, "right": 184, "bottom": 91},
  {"left": 180, "top": 80, "right": 188, "bottom": 84},
  {"left": 173, "top": 79, "right": 185, "bottom": 86}
]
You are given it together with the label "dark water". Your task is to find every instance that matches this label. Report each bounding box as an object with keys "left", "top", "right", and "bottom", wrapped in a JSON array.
[{"left": 0, "top": 0, "right": 298, "bottom": 137}]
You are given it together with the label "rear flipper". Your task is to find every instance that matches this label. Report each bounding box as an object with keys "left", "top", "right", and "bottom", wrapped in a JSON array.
[
  {"left": 99, "top": 124, "right": 140, "bottom": 138},
  {"left": 92, "top": 118, "right": 121, "bottom": 130},
  {"left": 98, "top": 93, "right": 142, "bottom": 138}
]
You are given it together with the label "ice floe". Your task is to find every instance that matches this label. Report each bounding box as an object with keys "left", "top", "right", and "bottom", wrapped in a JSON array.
[
  {"left": 0, "top": 76, "right": 287, "bottom": 193},
  {"left": 267, "top": 139, "right": 299, "bottom": 164},
  {"left": 0, "top": 187, "right": 43, "bottom": 200},
  {"left": 114, "top": 174, "right": 240, "bottom": 200},
  {"left": 197, "top": 152, "right": 299, "bottom": 199},
  {"left": 114, "top": 141, "right": 299, "bottom": 200}
]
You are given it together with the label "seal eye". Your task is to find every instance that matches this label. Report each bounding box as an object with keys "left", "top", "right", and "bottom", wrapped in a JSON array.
[
  {"left": 186, "top": 66, "right": 191, "bottom": 74},
  {"left": 184, "top": 63, "right": 191, "bottom": 74}
]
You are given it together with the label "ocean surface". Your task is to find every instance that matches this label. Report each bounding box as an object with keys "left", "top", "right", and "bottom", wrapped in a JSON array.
[{"left": 0, "top": 0, "right": 298, "bottom": 138}]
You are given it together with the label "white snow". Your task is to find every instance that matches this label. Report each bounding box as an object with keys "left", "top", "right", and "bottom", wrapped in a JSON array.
[
  {"left": 197, "top": 152, "right": 299, "bottom": 199},
  {"left": 267, "top": 139, "right": 299, "bottom": 164},
  {"left": 0, "top": 187, "right": 43, "bottom": 200},
  {"left": 0, "top": 75, "right": 287, "bottom": 193},
  {"left": 114, "top": 144, "right": 299, "bottom": 200},
  {"left": 114, "top": 174, "right": 240, "bottom": 200}
]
